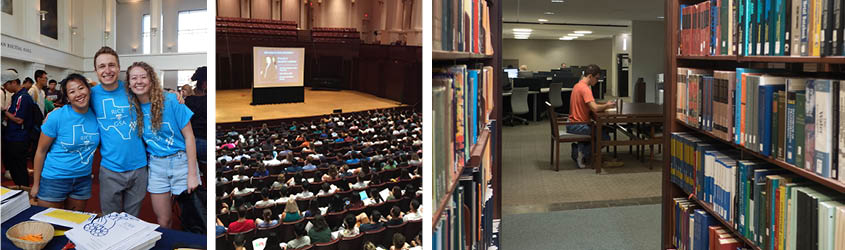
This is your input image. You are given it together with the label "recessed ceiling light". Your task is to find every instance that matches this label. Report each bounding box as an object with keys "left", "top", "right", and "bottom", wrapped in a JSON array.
[
  {"left": 513, "top": 28, "right": 533, "bottom": 32},
  {"left": 538, "top": 19, "right": 548, "bottom": 22},
  {"left": 515, "top": 37, "right": 529, "bottom": 40},
  {"left": 657, "top": 16, "right": 665, "bottom": 19},
  {"left": 551, "top": 0, "right": 564, "bottom": 3},
  {"left": 513, "top": 31, "right": 532, "bottom": 36},
  {"left": 559, "top": 37, "right": 575, "bottom": 40},
  {"left": 544, "top": 12, "right": 555, "bottom": 15},
  {"left": 573, "top": 30, "right": 592, "bottom": 34},
  {"left": 568, "top": 33, "right": 585, "bottom": 37},
  {"left": 514, "top": 34, "right": 531, "bottom": 38}
]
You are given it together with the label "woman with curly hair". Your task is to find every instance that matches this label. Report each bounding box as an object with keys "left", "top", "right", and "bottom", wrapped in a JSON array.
[{"left": 126, "top": 61, "right": 200, "bottom": 228}]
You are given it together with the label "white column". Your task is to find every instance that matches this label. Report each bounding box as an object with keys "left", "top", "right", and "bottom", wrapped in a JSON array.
[
  {"left": 409, "top": 0, "right": 421, "bottom": 45},
  {"left": 24, "top": 0, "right": 40, "bottom": 41},
  {"left": 105, "top": 0, "right": 116, "bottom": 48},
  {"left": 59, "top": 0, "right": 71, "bottom": 52},
  {"left": 151, "top": 0, "right": 162, "bottom": 54}
]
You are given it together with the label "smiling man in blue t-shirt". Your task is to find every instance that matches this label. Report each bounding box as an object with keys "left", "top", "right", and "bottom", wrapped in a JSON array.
[{"left": 89, "top": 47, "right": 149, "bottom": 216}]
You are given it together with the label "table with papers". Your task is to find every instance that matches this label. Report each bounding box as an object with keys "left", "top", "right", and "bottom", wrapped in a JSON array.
[{"left": 1, "top": 206, "right": 206, "bottom": 250}]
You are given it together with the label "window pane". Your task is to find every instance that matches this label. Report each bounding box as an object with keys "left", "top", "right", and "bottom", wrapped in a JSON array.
[
  {"left": 142, "top": 14, "right": 150, "bottom": 54},
  {"left": 178, "top": 10, "right": 208, "bottom": 53},
  {"left": 178, "top": 70, "right": 195, "bottom": 88}
]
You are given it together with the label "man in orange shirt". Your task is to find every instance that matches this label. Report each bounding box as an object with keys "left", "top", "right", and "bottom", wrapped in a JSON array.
[{"left": 566, "top": 64, "right": 616, "bottom": 169}]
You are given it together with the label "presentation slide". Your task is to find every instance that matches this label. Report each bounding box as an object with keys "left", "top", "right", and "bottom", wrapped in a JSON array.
[{"left": 253, "top": 47, "right": 305, "bottom": 88}]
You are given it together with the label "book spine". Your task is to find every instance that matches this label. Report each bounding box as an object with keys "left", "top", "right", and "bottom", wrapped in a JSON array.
[
  {"left": 792, "top": 0, "right": 804, "bottom": 56},
  {"left": 805, "top": 80, "right": 816, "bottom": 171},
  {"left": 786, "top": 91, "right": 797, "bottom": 164},
  {"left": 796, "top": 92, "right": 806, "bottom": 168},
  {"left": 840, "top": 80, "right": 845, "bottom": 183},
  {"left": 778, "top": 90, "right": 786, "bottom": 160},
  {"left": 814, "top": 79, "right": 833, "bottom": 177},
  {"left": 814, "top": 0, "right": 823, "bottom": 56},
  {"left": 802, "top": 0, "right": 811, "bottom": 55}
]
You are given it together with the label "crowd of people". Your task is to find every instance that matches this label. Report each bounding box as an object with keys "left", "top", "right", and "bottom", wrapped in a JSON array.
[
  {"left": 215, "top": 107, "right": 423, "bottom": 250},
  {"left": 1, "top": 46, "right": 208, "bottom": 232}
]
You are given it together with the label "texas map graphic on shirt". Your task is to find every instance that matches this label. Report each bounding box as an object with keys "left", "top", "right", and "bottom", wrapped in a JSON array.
[
  {"left": 97, "top": 98, "right": 136, "bottom": 140},
  {"left": 144, "top": 113, "right": 177, "bottom": 152},
  {"left": 60, "top": 124, "right": 99, "bottom": 164}
]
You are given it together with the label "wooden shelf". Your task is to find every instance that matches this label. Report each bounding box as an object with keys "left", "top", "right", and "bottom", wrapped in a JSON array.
[
  {"left": 675, "top": 120, "right": 845, "bottom": 193},
  {"left": 676, "top": 55, "right": 845, "bottom": 64},
  {"left": 676, "top": 186, "right": 762, "bottom": 250},
  {"left": 432, "top": 129, "right": 492, "bottom": 230},
  {"left": 433, "top": 50, "right": 493, "bottom": 60}
]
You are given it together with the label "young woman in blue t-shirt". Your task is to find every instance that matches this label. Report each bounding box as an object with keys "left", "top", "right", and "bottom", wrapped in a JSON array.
[
  {"left": 126, "top": 62, "right": 200, "bottom": 228},
  {"left": 30, "top": 74, "right": 99, "bottom": 211}
]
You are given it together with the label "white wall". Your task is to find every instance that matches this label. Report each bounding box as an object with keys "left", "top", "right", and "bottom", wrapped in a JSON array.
[
  {"left": 631, "top": 20, "right": 665, "bottom": 103},
  {"left": 116, "top": 1, "right": 150, "bottom": 54},
  {"left": 502, "top": 38, "right": 614, "bottom": 87}
]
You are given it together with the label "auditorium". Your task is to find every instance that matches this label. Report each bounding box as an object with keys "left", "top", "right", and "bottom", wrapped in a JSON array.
[
  {"left": 1, "top": 0, "right": 208, "bottom": 248},
  {"left": 213, "top": 0, "right": 423, "bottom": 249}
]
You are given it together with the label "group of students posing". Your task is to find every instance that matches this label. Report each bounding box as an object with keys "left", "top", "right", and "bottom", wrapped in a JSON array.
[{"left": 1, "top": 46, "right": 207, "bottom": 229}]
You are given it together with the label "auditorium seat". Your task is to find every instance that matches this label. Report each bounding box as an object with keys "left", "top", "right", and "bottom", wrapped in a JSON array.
[
  {"left": 290, "top": 245, "right": 312, "bottom": 250},
  {"left": 338, "top": 233, "right": 363, "bottom": 250},
  {"left": 384, "top": 221, "right": 406, "bottom": 247},
  {"left": 279, "top": 218, "right": 305, "bottom": 242},
  {"left": 361, "top": 227, "right": 387, "bottom": 247},
  {"left": 312, "top": 238, "right": 340, "bottom": 250},
  {"left": 217, "top": 234, "right": 232, "bottom": 250},
  {"left": 325, "top": 210, "right": 347, "bottom": 230},
  {"left": 404, "top": 220, "right": 422, "bottom": 240},
  {"left": 256, "top": 222, "right": 282, "bottom": 244}
]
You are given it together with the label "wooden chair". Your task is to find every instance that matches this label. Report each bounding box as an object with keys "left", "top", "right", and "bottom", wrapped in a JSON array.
[{"left": 546, "top": 101, "right": 592, "bottom": 171}]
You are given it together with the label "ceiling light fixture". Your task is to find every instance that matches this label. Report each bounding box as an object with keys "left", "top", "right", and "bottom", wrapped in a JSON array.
[
  {"left": 551, "top": 0, "right": 564, "bottom": 3},
  {"left": 513, "top": 32, "right": 532, "bottom": 36},
  {"left": 657, "top": 16, "right": 665, "bottom": 19},
  {"left": 560, "top": 37, "right": 575, "bottom": 40},
  {"left": 544, "top": 12, "right": 555, "bottom": 15},
  {"left": 538, "top": 19, "right": 548, "bottom": 22},
  {"left": 573, "top": 30, "right": 592, "bottom": 34},
  {"left": 568, "top": 33, "right": 585, "bottom": 37},
  {"left": 513, "top": 28, "right": 533, "bottom": 32}
]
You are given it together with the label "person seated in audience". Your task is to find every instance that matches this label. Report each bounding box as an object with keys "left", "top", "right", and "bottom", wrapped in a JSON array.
[
  {"left": 275, "top": 186, "right": 293, "bottom": 205},
  {"left": 255, "top": 208, "right": 279, "bottom": 228},
  {"left": 255, "top": 188, "right": 274, "bottom": 207},
  {"left": 408, "top": 233, "right": 422, "bottom": 250},
  {"left": 271, "top": 175, "right": 285, "bottom": 190},
  {"left": 231, "top": 168, "right": 248, "bottom": 182},
  {"left": 403, "top": 200, "right": 422, "bottom": 221},
  {"left": 281, "top": 199, "right": 302, "bottom": 222},
  {"left": 233, "top": 235, "right": 247, "bottom": 250},
  {"left": 349, "top": 172, "right": 368, "bottom": 190},
  {"left": 386, "top": 206, "right": 404, "bottom": 226},
  {"left": 339, "top": 214, "right": 360, "bottom": 238},
  {"left": 216, "top": 217, "right": 227, "bottom": 236},
  {"left": 287, "top": 172, "right": 304, "bottom": 186},
  {"left": 386, "top": 186, "right": 402, "bottom": 201},
  {"left": 297, "top": 182, "right": 314, "bottom": 199},
  {"left": 303, "top": 199, "right": 320, "bottom": 218},
  {"left": 359, "top": 210, "right": 385, "bottom": 233},
  {"left": 284, "top": 222, "right": 310, "bottom": 249},
  {"left": 317, "top": 182, "right": 336, "bottom": 196},
  {"left": 327, "top": 194, "right": 346, "bottom": 213},
  {"left": 227, "top": 205, "right": 256, "bottom": 233},
  {"left": 308, "top": 215, "right": 332, "bottom": 243},
  {"left": 391, "top": 233, "right": 410, "bottom": 250},
  {"left": 407, "top": 153, "right": 422, "bottom": 167},
  {"left": 363, "top": 242, "right": 378, "bottom": 250},
  {"left": 302, "top": 160, "right": 317, "bottom": 171},
  {"left": 229, "top": 180, "right": 255, "bottom": 198},
  {"left": 253, "top": 164, "right": 270, "bottom": 178}
]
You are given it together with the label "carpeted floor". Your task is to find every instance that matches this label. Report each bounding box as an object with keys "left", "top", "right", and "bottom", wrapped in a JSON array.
[
  {"left": 502, "top": 121, "right": 663, "bottom": 214},
  {"left": 501, "top": 204, "right": 661, "bottom": 250}
]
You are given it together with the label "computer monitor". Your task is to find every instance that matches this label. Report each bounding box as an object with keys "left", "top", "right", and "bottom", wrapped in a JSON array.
[{"left": 504, "top": 68, "right": 518, "bottom": 79}]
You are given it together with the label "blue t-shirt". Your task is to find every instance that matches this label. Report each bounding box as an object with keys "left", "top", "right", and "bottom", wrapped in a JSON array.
[
  {"left": 3, "top": 90, "right": 34, "bottom": 142},
  {"left": 90, "top": 82, "right": 147, "bottom": 172},
  {"left": 40, "top": 106, "right": 99, "bottom": 179},
  {"left": 141, "top": 93, "right": 194, "bottom": 157}
]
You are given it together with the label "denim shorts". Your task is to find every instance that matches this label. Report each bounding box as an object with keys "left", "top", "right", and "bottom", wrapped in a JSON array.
[
  {"left": 148, "top": 151, "right": 202, "bottom": 195},
  {"left": 37, "top": 176, "right": 92, "bottom": 202}
]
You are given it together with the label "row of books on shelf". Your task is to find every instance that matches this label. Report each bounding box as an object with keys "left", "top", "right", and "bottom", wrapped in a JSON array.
[
  {"left": 432, "top": 64, "right": 496, "bottom": 207},
  {"left": 672, "top": 197, "right": 749, "bottom": 250},
  {"left": 677, "top": 67, "right": 845, "bottom": 184},
  {"left": 432, "top": 0, "right": 494, "bottom": 54},
  {"left": 433, "top": 159, "right": 495, "bottom": 250},
  {"left": 678, "top": 0, "right": 845, "bottom": 57},
  {"left": 671, "top": 133, "right": 845, "bottom": 250}
]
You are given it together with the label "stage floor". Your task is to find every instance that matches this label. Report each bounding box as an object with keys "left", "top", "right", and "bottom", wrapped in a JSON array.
[{"left": 215, "top": 88, "right": 404, "bottom": 123}]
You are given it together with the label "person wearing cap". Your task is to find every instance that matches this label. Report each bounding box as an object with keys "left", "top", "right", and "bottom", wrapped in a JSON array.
[
  {"left": 2, "top": 69, "right": 35, "bottom": 187},
  {"left": 88, "top": 46, "right": 149, "bottom": 216}
]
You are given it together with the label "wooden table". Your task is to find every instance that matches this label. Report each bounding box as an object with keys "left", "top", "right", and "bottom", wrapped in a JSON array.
[{"left": 591, "top": 102, "right": 664, "bottom": 174}]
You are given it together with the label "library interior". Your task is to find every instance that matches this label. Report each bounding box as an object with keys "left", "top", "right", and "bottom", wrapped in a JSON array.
[{"left": 433, "top": 0, "right": 845, "bottom": 249}]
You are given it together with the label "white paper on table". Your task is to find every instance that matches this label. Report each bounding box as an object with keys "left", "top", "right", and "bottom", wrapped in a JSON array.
[
  {"left": 66, "top": 212, "right": 159, "bottom": 250},
  {"left": 31, "top": 208, "right": 96, "bottom": 228},
  {"left": 379, "top": 188, "right": 390, "bottom": 201},
  {"left": 252, "top": 237, "right": 268, "bottom": 250},
  {"left": 0, "top": 187, "right": 22, "bottom": 200},
  {"left": 110, "top": 230, "right": 161, "bottom": 250}
]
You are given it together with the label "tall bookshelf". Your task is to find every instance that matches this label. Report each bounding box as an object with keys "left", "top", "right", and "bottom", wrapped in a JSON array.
[
  {"left": 432, "top": 0, "right": 502, "bottom": 248},
  {"left": 662, "top": 0, "right": 845, "bottom": 249}
]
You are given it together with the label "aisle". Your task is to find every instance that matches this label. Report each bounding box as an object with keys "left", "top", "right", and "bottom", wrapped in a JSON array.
[{"left": 501, "top": 204, "right": 661, "bottom": 249}]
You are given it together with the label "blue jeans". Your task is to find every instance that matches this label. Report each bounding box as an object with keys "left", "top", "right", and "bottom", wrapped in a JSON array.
[
  {"left": 148, "top": 151, "right": 202, "bottom": 195},
  {"left": 195, "top": 138, "right": 207, "bottom": 165},
  {"left": 566, "top": 124, "right": 611, "bottom": 164},
  {"left": 37, "top": 176, "right": 92, "bottom": 202}
]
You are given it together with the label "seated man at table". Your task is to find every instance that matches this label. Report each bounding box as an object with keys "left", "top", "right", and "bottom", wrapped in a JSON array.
[{"left": 566, "top": 64, "right": 616, "bottom": 169}]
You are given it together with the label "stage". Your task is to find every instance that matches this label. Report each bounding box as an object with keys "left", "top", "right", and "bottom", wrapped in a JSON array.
[{"left": 215, "top": 88, "right": 405, "bottom": 123}]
